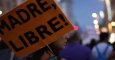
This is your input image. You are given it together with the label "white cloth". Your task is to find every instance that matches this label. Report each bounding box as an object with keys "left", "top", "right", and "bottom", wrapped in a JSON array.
[{"left": 92, "top": 42, "right": 113, "bottom": 59}]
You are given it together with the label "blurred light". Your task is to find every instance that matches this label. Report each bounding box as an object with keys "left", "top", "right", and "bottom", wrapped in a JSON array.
[
  {"left": 111, "top": 33, "right": 115, "bottom": 37},
  {"left": 92, "top": 13, "right": 98, "bottom": 18},
  {"left": 74, "top": 26, "right": 79, "bottom": 31},
  {"left": 108, "top": 23, "right": 112, "bottom": 32},
  {"left": 99, "top": 11, "right": 105, "bottom": 19},
  {"left": 105, "top": 0, "right": 112, "bottom": 21},
  {"left": 93, "top": 19, "right": 98, "bottom": 25},
  {"left": 109, "top": 33, "right": 115, "bottom": 43},
  {"left": 111, "top": 22, "right": 115, "bottom": 26},
  {"left": 95, "top": 24, "right": 99, "bottom": 29},
  {"left": 0, "top": 10, "right": 2, "bottom": 15},
  {"left": 95, "top": 25, "right": 99, "bottom": 29},
  {"left": 101, "top": 27, "right": 108, "bottom": 32}
]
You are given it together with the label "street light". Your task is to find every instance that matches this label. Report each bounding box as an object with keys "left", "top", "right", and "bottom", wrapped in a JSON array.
[
  {"left": 92, "top": 13, "right": 98, "bottom": 18},
  {"left": 93, "top": 19, "right": 98, "bottom": 25},
  {"left": 92, "top": 12, "right": 100, "bottom": 35}
]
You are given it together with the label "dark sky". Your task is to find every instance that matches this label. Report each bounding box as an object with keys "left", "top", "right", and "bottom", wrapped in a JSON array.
[{"left": 72, "top": 0, "right": 105, "bottom": 31}]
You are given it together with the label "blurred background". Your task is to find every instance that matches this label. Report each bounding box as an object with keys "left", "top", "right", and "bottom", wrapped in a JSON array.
[{"left": 0, "top": 0, "right": 115, "bottom": 46}]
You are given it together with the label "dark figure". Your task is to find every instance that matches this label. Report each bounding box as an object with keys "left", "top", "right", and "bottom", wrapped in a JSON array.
[
  {"left": 92, "top": 32, "right": 113, "bottom": 60},
  {"left": 88, "top": 39, "right": 97, "bottom": 49},
  {"left": 59, "top": 31, "right": 93, "bottom": 60}
]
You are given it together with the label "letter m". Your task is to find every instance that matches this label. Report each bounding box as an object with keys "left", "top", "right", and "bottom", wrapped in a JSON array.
[{"left": 0, "top": 19, "right": 11, "bottom": 35}]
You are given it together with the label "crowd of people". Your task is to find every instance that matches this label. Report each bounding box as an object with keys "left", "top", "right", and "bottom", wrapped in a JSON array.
[
  {"left": 0, "top": 30, "right": 115, "bottom": 60},
  {"left": 60, "top": 31, "right": 115, "bottom": 60}
]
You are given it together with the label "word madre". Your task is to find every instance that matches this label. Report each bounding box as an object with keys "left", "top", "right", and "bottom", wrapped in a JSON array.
[{"left": 0, "top": 0, "right": 73, "bottom": 57}]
